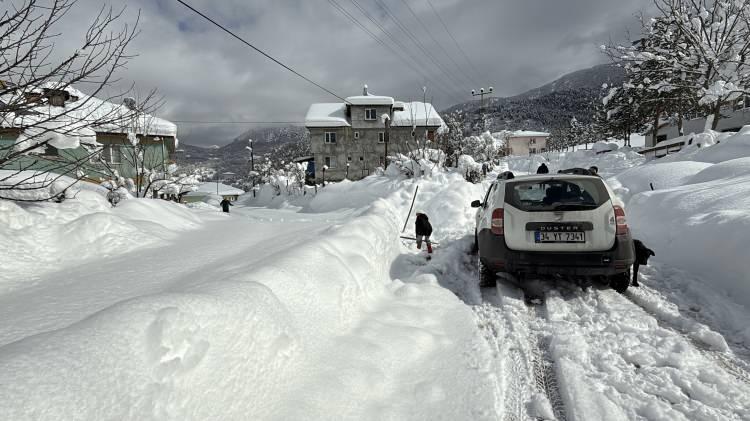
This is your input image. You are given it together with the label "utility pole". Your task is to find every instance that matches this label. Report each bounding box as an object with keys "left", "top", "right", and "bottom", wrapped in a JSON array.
[{"left": 471, "top": 86, "right": 494, "bottom": 132}]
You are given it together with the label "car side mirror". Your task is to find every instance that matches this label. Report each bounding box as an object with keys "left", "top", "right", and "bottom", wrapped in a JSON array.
[{"left": 471, "top": 200, "right": 481, "bottom": 208}]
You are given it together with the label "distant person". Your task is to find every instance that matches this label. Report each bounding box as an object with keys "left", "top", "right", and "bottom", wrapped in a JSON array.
[
  {"left": 589, "top": 166, "right": 600, "bottom": 177},
  {"left": 415, "top": 212, "right": 433, "bottom": 254},
  {"left": 536, "top": 163, "right": 549, "bottom": 174},
  {"left": 220, "top": 198, "right": 234, "bottom": 213},
  {"left": 632, "top": 239, "right": 655, "bottom": 287}
]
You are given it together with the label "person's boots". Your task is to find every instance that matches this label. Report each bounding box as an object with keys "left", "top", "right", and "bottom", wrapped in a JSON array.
[
  {"left": 427, "top": 243, "right": 433, "bottom": 254},
  {"left": 632, "top": 264, "right": 640, "bottom": 287}
]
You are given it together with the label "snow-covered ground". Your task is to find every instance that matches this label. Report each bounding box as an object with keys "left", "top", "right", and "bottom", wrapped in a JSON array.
[{"left": 1, "top": 132, "right": 750, "bottom": 420}]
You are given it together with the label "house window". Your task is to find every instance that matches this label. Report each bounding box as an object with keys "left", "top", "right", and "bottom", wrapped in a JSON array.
[
  {"left": 354, "top": 131, "right": 360, "bottom": 139},
  {"left": 529, "top": 148, "right": 536, "bottom": 154},
  {"left": 365, "top": 108, "right": 377, "bottom": 120},
  {"left": 427, "top": 130, "right": 435, "bottom": 141},
  {"left": 347, "top": 156, "right": 352, "bottom": 162},
  {"left": 325, "top": 132, "right": 337, "bottom": 143},
  {"left": 324, "top": 156, "right": 336, "bottom": 168},
  {"left": 656, "top": 134, "right": 667, "bottom": 143},
  {"left": 102, "top": 144, "right": 121, "bottom": 164},
  {"left": 378, "top": 132, "right": 385, "bottom": 143},
  {"left": 379, "top": 156, "right": 385, "bottom": 165},
  {"left": 359, "top": 156, "right": 364, "bottom": 161}
]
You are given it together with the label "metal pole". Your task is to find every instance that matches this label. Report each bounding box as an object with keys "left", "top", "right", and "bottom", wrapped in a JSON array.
[
  {"left": 401, "top": 185, "right": 419, "bottom": 233},
  {"left": 471, "top": 87, "right": 493, "bottom": 133}
]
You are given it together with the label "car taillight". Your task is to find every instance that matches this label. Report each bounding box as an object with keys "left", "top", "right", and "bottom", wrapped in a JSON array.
[
  {"left": 614, "top": 205, "right": 628, "bottom": 235},
  {"left": 491, "top": 208, "right": 504, "bottom": 235}
]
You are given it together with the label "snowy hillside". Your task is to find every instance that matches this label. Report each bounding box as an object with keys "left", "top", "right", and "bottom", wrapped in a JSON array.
[{"left": 1, "top": 132, "right": 750, "bottom": 420}]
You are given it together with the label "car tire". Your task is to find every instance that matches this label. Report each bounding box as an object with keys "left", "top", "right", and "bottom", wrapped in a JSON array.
[
  {"left": 610, "top": 270, "right": 630, "bottom": 294},
  {"left": 478, "top": 258, "right": 496, "bottom": 287}
]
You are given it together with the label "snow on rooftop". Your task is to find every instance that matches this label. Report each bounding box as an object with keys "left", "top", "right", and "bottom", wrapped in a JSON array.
[
  {"left": 1, "top": 85, "right": 177, "bottom": 137},
  {"left": 344, "top": 95, "right": 395, "bottom": 106},
  {"left": 509, "top": 130, "right": 550, "bottom": 138},
  {"left": 391, "top": 102, "right": 445, "bottom": 128},
  {"left": 305, "top": 103, "right": 350, "bottom": 128},
  {"left": 186, "top": 182, "right": 244, "bottom": 196}
]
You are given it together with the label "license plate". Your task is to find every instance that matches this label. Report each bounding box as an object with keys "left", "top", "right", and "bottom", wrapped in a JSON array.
[{"left": 534, "top": 231, "right": 585, "bottom": 243}]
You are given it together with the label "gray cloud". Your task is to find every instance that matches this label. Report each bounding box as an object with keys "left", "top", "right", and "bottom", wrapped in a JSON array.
[{"left": 51, "top": 0, "right": 654, "bottom": 146}]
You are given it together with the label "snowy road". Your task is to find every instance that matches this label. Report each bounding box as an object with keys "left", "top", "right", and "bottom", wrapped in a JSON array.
[{"left": 2, "top": 160, "right": 750, "bottom": 420}]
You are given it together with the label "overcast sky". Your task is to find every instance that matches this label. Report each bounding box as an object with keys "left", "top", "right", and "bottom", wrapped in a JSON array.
[{"left": 57, "top": 0, "right": 654, "bottom": 146}]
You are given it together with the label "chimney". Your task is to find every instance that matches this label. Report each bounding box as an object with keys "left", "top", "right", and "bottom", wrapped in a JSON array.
[{"left": 363, "top": 84, "right": 368, "bottom": 96}]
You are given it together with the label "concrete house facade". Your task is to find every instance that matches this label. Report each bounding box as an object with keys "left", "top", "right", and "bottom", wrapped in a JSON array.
[
  {"left": 504, "top": 131, "right": 549, "bottom": 156},
  {"left": 305, "top": 86, "right": 445, "bottom": 181}
]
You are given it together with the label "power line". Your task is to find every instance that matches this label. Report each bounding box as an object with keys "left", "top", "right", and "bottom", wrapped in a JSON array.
[
  {"left": 346, "top": 0, "right": 465, "bottom": 101},
  {"left": 397, "top": 0, "right": 480, "bottom": 88},
  {"left": 424, "top": 0, "right": 485, "bottom": 87},
  {"left": 175, "top": 0, "right": 349, "bottom": 103},
  {"left": 327, "top": 0, "right": 460, "bottom": 104},
  {"left": 172, "top": 120, "right": 302, "bottom": 124},
  {"left": 373, "top": 0, "right": 472, "bottom": 93}
]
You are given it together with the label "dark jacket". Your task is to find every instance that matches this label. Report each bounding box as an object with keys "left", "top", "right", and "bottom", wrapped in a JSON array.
[
  {"left": 634, "top": 239, "right": 655, "bottom": 265},
  {"left": 536, "top": 163, "right": 549, "bottom": 174},
  {"left": 220, "top": 199, "right": 234, "bottom": 212},
  {"left": 415, "top": 213, "right": 433, "bottom": 236}
]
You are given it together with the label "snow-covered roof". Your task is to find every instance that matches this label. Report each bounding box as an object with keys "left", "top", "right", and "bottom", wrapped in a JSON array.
[
  {"left": 305, "top": 103, "right": 350, "bottom": 127},
  {"left": 391, "top": 101, "right": 445, "bottom": 128},
  {"left": 344, "top": 94, "right": 395, "bottom": 106},
  {"left": 1, "top": 85, "right": 177, "bottom": 138},
  {"left": 509, "top": 130, "right": 550, "bottom": 138},
  {"left": 186, "top": 182, "right": 244, "bottom": 196}
]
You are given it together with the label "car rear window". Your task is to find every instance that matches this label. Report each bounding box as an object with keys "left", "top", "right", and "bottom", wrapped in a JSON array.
[{"left": 504, "top": 178, "right": 610, "bottom": 212}]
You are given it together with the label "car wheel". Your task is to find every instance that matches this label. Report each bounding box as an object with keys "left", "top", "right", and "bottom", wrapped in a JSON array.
[
  {"left": 610, "top": 270, "right": 630, "bottom": 294},
  {"left": 478, "top": 258, "right": 496, "bottom": 287}
]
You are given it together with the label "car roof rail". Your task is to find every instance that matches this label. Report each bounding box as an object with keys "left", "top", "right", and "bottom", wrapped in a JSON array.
[
  {"left": 558, "top": 167, "right": 593, "bottom": 175},
  {"left": 497, "top": 171, "right": 515, "bottom": 180}
]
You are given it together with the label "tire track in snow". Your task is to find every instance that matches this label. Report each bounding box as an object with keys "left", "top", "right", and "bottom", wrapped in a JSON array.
[
  {"left": 529, "top": 303, "right": 567, "bottom": 421},
  {"left": 475, "top": 286, "right": 568, "bottom": 421},
  {"left": 621, "top": 290, "right": 750, "bottom": 387}
]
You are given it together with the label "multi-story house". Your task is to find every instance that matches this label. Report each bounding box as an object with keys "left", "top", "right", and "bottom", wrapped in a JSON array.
[{"left": 305, "top": 86, "right": 444, "bottom": 181}]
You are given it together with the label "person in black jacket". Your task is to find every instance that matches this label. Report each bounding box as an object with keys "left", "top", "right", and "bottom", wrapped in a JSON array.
[
  {"left": 415, "top": 212, "right": 433, "bottom": 254},
  {"left": 632, "top": 239, "right": 655, "bottom": 286},
  {"left": 220, "top": 198, "right": 234, "bottom": 213},
  {"left": 536, "top": 163, "right": 549, "bottom": 174}
]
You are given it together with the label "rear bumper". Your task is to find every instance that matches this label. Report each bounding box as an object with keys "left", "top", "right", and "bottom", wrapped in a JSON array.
[{"left": 478, "top": 229, "right": 635, "bottom": 276}]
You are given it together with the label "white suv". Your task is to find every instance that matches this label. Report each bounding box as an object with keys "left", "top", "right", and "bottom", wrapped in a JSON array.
[{"left": 471, "top": 172, "right": 635, "bottom": 292}]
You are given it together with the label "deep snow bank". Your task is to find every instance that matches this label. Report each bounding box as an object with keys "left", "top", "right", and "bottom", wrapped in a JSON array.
[
  {"left": 0, "top": 171, "right": 496, "bottom": 420},
  {"left": 616, "top": 129, "right": 750, "bottom": 309},
  {"left": 0, "top": 190, "right": 200, "bottom": 293},
  {"left": 504, "top": 147, "right": 645, "bottom": 178}
]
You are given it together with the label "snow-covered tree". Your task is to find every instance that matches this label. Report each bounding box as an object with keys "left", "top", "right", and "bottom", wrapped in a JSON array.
[
  {"left": 0, "top": 0, "right": 145, "bottom": 201},
  {"left": 604, "top": 0, "right": 750, "bottom": 136}
]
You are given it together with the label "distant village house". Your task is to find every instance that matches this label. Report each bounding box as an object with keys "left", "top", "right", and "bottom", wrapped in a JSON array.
[
  {"left": 304, "top": 85, "right": 445, "bottom": 181},
  {"left": 504, "top": 130, "right": 550, "bottom": 156}
]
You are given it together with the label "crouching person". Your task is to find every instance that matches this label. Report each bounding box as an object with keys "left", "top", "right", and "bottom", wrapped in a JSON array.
[
  {"left": 632, "top": 239, "right": 655, "bottom": 287},
  {"left": 415, "top": 212, "right": 433, "bottom": 254}
]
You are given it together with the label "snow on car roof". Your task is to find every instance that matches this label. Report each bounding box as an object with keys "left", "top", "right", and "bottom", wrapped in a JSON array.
[
  {"left": 304, "top": 103, "right": 350, "bottom": 127},
  {"left": 391, "top": 101, "right": 445, "bottom": 127}
]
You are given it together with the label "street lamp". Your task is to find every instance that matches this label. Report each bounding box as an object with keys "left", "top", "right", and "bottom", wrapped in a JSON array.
[
  {"left": 471, "top": 86, "right": 494, "bottom": 132},
  {"left": 346, "top": 162, "right": 350, "bottom": 179},
  {"left": 247, "top": 139, "right": 254, "bottom": 171},
  {"left": 322, "top": 164, "right": 328, "bottom": 186}
]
